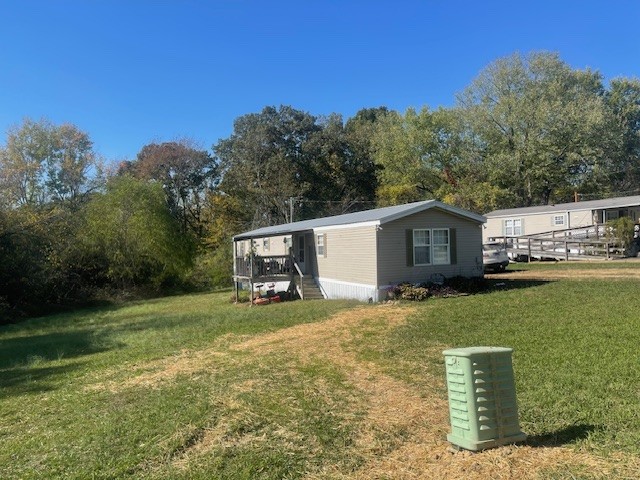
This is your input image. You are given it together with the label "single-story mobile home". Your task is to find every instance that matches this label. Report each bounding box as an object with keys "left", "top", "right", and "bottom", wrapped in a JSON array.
[
  {"left": 484, "top": 195, "right": 640, "bottom": 242},
  {"left": 233, "top": 200, "right": 485, "bottom": 302}
]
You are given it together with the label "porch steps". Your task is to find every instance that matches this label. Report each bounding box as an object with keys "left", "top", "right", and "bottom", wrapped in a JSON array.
[{"left": 298, "top": 276, "right": 325, "bottom": 300}]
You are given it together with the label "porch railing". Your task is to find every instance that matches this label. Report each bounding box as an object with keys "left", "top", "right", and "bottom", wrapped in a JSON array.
[
  {"left": 498, "top": 236, "right": 622, "bottom": 261},
  {"left": 234, "top": 254, "right": 294, "bottom": 279}
]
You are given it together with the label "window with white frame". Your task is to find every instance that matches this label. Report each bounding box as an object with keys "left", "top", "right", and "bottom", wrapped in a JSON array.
[
  {"left": 504, "top": 218, "right": 523, "bottom": 236},
  {"left": 413, "top": 229, "right": 431, "bottom": 265},
  {"left": 432, "top": 229, "right": 450, "bottom": 264},
  {"left": 553, "top": 215, "right": 565, "bottom": 226},
  {"left": 263, "top": 238, "right": 270, "bottom": 251},
  {"left": 316, "top": 234, "right": 325, "bottom": 256},
  {"left": 413, "top": 228, "right": 450, "bottom": 265}
]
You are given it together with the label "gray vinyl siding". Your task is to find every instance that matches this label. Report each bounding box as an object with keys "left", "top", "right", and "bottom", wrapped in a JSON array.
[
  {"left": 378, "top": 209, "right": 483, "bottom": 285},
  {"left": 314, "top": 225, "right": 377, "bottom": 285}
]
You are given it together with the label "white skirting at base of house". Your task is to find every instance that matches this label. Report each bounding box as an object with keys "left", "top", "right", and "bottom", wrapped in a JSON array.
[{"left": 316, "top": 277, "right": 379, "bottom": 302}]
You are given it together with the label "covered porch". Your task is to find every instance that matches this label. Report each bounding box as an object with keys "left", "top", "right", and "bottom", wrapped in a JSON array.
[{"left": 232, "top": 230, "right": 323, "bottom": 302}]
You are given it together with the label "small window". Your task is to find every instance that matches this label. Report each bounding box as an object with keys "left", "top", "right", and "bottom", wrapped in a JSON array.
[
  {"left": 413, "top": 229, "right": 431, "bottom": 265},
  {"left": 553, "top": 215, "right": 565, "bottom": 226},
  {"left": 263, "top": 238, "right": 270, "bottom": 251},
  {"left": 316, "top": 234, "right": 325, "bottom": 256},
  {"left": 432, "top": 228, "right": 450, "bottom": 265}
]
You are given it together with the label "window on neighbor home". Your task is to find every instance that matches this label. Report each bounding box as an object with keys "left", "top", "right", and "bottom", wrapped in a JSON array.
[
  {"left": 504, "top": 218, "right": 523, "bottom": 236},
  {"left": 316, "top": 234, "right": 325, "bottom": 256},
  {"left": 553, "top": 215, "right": 565, "bottom": 226},
  {"left": 262, "top": 238, "right": 270, "bottom": 251}
]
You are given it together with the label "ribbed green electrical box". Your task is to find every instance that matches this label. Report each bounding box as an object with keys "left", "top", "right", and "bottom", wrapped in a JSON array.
[{"left": 443, "top": 346, "right": 526, "bottom": 451}]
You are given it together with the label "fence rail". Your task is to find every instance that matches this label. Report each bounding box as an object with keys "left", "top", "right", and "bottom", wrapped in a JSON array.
[
  {"left": 495, "top": 236, "right": 622, "bottom": 261},
  {"left": 234, "top": 255, "right": 294, "bottom": 279}
]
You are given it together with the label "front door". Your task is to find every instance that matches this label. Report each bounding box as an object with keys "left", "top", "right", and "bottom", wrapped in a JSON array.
[{"left": 295, "top": 234, "right": 306, "bottom": 273}]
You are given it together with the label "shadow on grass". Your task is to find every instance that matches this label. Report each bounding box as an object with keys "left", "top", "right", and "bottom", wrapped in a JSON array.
[
  {"left": 527, "top": 424, "right": 601, "bottom": 447},
  {"left": 484, "top": 278, "right": 552, "bottom": 292},
  {"left": 1, "top": 362, "right": 87, "bottom": 396},
  {"left": 0, "top": 329, "right": 122, "bottom": 398}
]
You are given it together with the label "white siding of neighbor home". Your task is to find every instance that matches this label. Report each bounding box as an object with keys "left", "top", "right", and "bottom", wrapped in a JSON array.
[
  {"left": 377, "top": 209, "right": 483, "bottom": 287},
  {"left": 484, "top": 210, "right": 597, "bottom": 242},
  {"left": 568, "top": 210, "right": 595, "bottom": 229}
]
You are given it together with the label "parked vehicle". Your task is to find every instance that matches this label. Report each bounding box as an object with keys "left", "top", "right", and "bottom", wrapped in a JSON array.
[{"left": 483, "top": 242, "right": 510, "bottom": 272}]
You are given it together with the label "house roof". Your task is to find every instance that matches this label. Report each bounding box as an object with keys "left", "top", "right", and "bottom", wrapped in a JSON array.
[
  {"left": 485, "top": 195, "right": 640, "bottom": 218},
  {"left": 234, "top": 200, "right": 486, "bottom": 240}
]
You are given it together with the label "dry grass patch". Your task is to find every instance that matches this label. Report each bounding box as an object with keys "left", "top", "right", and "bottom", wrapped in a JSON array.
[
  {"left": 86, "top": 301, "right": 639, "bottom": 478},
  {"left": 87, "top": 347, "right": 229, "bottom": 393},
  {"left": 489, "top": 267, "right": 640, "bottom": 281},
  {"left": 229, "top": 303, "right": 637, "bottom": 479}
]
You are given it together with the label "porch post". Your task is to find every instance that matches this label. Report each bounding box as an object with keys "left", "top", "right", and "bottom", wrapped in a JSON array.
[
  {"left": 249, "top": 253, "right": 254, "bottom": 307},
  {"left": 232, "top": 240, "right": 238, "bottom": 303}
]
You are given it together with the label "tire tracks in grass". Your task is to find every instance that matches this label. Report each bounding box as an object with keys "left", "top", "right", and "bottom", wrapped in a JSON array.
[
  {"left": 91, "top": 302, "right": 638, "bottom": 478},
  {"left": 228, "top": 304, "right": 638, "bottom": 479}
]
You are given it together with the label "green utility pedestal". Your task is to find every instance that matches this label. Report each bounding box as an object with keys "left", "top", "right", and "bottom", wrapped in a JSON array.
[{"left": 443, "top": 346, "right": 527, "bottom": 451}]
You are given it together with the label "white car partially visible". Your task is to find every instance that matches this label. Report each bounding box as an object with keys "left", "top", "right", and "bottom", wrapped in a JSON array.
[{"left": 483, "top": 243, "right": 510, "bottom": 272}]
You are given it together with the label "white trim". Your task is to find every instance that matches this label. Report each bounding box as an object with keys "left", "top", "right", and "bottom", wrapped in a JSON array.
[
  {"left": 412, "top": 228, "right": 451, "bottom": 266},
  {"left": 316, "top": 233, "right": 325, "bottom": 256},
  {"left": 313, "top": 220, "right": 380, "bottom": 232},
  {"left": 316, "top": 277, "right": 379, "bottom": 302},
  {"left": 552, "top": 214, "right": 566, "bottom": 226},
  {"left": 316, "top": 277, "right": 377, "bottom": 289},
  {"left": 380, "top": 202, "right": 486, "bottom": 225},
  {"left": 503, "top": 218, "right": 523, "bottom": 236}
]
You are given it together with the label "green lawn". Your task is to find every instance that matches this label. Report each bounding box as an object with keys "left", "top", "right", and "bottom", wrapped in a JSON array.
[{"left": 2, "top": 264, "right": 640, "bottom": 478}]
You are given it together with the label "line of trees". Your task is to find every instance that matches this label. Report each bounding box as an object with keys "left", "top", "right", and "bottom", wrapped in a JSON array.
[{"left": 1, "top": 51, "right": 639, "bottom": 321}]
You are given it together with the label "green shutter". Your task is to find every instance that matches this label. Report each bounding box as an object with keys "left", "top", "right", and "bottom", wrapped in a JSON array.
[
  {"left": 450, "top": 228, "right": 457, "bottom": 265},
  {"left": 406, "top": 229, "right": 414, "bottom": 266},
  {"left": 323, "top": 233, "right": 327, "bottom": 257}
]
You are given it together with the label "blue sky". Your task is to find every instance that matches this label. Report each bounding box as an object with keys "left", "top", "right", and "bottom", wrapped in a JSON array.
[{"left": 1, "top": 1, "right": 639, "bottom": 162}]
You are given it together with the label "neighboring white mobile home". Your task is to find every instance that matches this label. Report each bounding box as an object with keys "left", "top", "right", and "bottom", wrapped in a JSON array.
[
  {"left": 233, "top": 200, "right": 485, "bottom": 302},
  {"left": 483, "top": 195, "right": 640, "bottom": 242}
]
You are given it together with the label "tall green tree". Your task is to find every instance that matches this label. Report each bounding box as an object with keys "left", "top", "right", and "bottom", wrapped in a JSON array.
[
  {"left": 214, "top": 105, "right": 321, "bottom": 227},
  {"left": 457, "top": 51, "right": 617, "bottom": 206},
  {"left": 373, "top": 106, "right": 486, "bottom": 206},
  {"left": 604, "top": 78, "right": 640, "bottom": 194},
  {"left": 122, "top": 140, "right": 218, "bottom": 237},
  {"left": 83, "top": 176, "right": 192, "bottom": 289},
  {"left": 0, "top": 118, "right": 99, "bottom": 207},
  {"left": 300, "top": 112, "right": 381, "bottom": 216}
]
